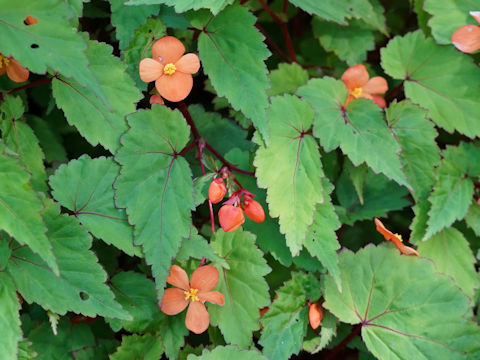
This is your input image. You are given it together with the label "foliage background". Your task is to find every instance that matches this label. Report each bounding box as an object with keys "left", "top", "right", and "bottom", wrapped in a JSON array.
[{"left": 1, "top": 0, "right": 480, "bottom": 359}]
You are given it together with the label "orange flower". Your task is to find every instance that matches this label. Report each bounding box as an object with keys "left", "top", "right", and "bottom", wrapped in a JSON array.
[
  {"left": 452, "top": 11, "right": 480, "bottom": 53},
  {"left": 341, "top": 64, "right": 388, "bottom": 108},
  {"left": 374, "top": 218, "right": 419, "bottom": 257},
  {"left": 0, "top": 53, "right": 29, "bottom": 83},
  {"left": 139, "top": 36, "right": 200, "bottom": 102},
  {"left": 160, "top": 264, "right": 225, "bottom": 334},
  {"left": 149, "top": 94, "right": 164, "bottom": 105}
]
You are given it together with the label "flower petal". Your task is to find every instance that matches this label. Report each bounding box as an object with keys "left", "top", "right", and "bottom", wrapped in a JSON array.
[
  {"left": 470, "top": 11, "right": 480, "bottom": 24},
  {"left": 198, "top": 291, "right": 225, "bottom": 305},
  {"left": 374, "top": 218, "right": 398, "bottom": 242},
  {"left": 363, "top": 76, "right": 388, "bottom": 95},
  {"left": 371, "top": 94, "right": 386, "bottom": 109},
  {"left": 160, "top": 288, "right": 189, "bottom": 315},
  {"left": 451, "top": 25, "right": 480, "bottom": 53},
  {"left": 152, "top": 36, "right": 185, "bottom": 65},
  {"left": 0, "top": 65, "right": 6, "bottom": 76},
  {"left": 166, "top": 265, "right": 190, "bottom": 290},
  {"left": 155, "top": 71, "right": 193, "bottom": 102},
  {"left": 139, "top": 58, "right": 163, "bottom": 82},
  {"left": 190, "top": 265, "right": 219, "bottom": 292},
  {"left": 185, "top": 301, "right": 209, "bottom": 334},
  {"left": 341, "top": 64, "right": 369, "bottom": 90},
  {"left": 397, "top": 244, "right": 420, "bottom": 257},
  {"left": 176, "top": 53, "right": 200, "bottom": 74},
  {"left": 149, "top": 94, "right": 164, "bottom": 105},
  {"left": 6, "top": 59, "right": 29, "bottom": 83}
]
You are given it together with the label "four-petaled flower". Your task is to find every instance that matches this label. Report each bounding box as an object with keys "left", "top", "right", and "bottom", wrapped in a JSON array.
[
  {"left": 341, "top": 64, "right": 388, "bottom": 109},
  {"left": 0, "top": 53, "right": 29, "bottom": 83},
  {"left": 139, "top": 36, "right": 200, "bottom": 102},
  {"left": 160, "top": 264, "right": 225, "bottom": 334},
  {"left": 451, "top": 11, "right": 480, "bottom": 53},
  {"left": 374, "top": 218, "right": 419, "bottom": 257}
]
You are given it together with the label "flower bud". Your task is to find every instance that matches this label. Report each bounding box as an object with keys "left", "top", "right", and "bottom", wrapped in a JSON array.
[
  {"left": 308, "top": 302, "right": 323, "bottom": 330},
  {"left": 208, "top": 178, "right": 227, "bottom": 204},
  {"left": 218, "top": 205, "right": 244, "bottom": 232},
  {"left": 244, "top": 196, "right": 265, "bottom": 223}
]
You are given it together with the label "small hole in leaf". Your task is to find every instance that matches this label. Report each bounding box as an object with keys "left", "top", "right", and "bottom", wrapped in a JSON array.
[
  {"left": 31, "top": 44, "right": 39, "bottom": 49},
  {"left": 79, "top": 291, "right": 89, "bottom": 301}
]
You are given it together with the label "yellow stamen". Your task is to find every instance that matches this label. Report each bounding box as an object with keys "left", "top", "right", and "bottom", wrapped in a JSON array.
[
  {"left": 184, "top": 288, "right": 199, "bottom": 302},
  {"left": 0, "top": 54, "right": 10, "bottom": 68},
  {"left": 351, "top": 87, "right": 363, "bottom": 98},
  {"left": 394, "top": 233, "right": 403, "bottom": 242},
  {"left": 163, "top": 63, "right": 176, "bottom": 75}
]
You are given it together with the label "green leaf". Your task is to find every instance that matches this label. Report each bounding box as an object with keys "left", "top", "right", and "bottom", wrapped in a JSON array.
[
  {"left": 52, "top": 39, "right": 142, "bottom": 152},
  {"left": 196, "top": 5, "right": 271, "bottom": 140},
  {"left": 424, "top": 143, "right": 480, "bottom": 239},
  {"left": 115, "top": 106, "right": 194, "bottom": 299},
  {"left": 303, "top": 311, "right": 338, "bottom": 353},
  {"left": 126, "top": 0, "right": 234, "bottom": 15},
  {"left": 0, "top": 0, "right": 108, "bottom": 105},
  {"left": 417, "top": 227, "right": 478, "bottom": 300},
  {"left": 381, "top": 30, "right": 480, "bottom": 139},
  {"left": 7, "top": 200, "right": 129, "bottom": 319},
  {"left": 209, "top": 229, "right": 271, "bottom": 348},
  {"left": 254, "top": 95, "right": 325, "bottom": 256},
  {"left": 18, "top": 339, "right": 37, "bottom": 360},
  {"left": 424, "top": 0, "right": 477, "bottom": 44},
  {"left": 409, "top": 199, "right": 430, "bottom": 244},
  {"left": 28, "top": 115, "right": 67, "bottom": 163},
  {"left": 259, "top": 272, "right": 321, "bottom": 360},
  {"left": 188, "top": 346, "right": 267, "bottom": 360},
  {"left": 387, "top": 100, "right": 440, "bottom": 201},
  {"left": 225, "top": 148, "right": 292, "bottom": 267},
  {"left": 49, "top": 155, "right": 139, "bottom": 257},
  {"left": 111, "top": 334, "right": 164, "bottom": 360},
  {"left": 313, "top": 18, "right": 375, "bottom": 66},
  {"left": 0, "top": 95, "right": 47, "bottom": 192},
  {"left": 297, "top": 78, "right": 410, "bottom": 190},
  {"left": 344, "top": 159, "right": 368, "bottom": 205},
  {"left": 28, "top": 318, "right": 95, "bottom": 360},
  {"left": 108, "top": 271, "right": 161, "bottom": 332},
  {"left": 109, "top": 0, "right": 158, "bottom": 49},
  {"left": 465, "top": 201, "right": 480, "bottom": 238},
  {"left": 176, "top": 228, "right": 229, "bottom": 269},
  {"left": 267, "top": 63, "right": 309, "bottom": 96},
  {"left": 0, "top": 153, "right": 58, "bottom": 275},
  {"left": 323, "top": 244, "right": 480, "bottom": 360},
  {"left": 121, "top": 18, "right": 166, "bottom": 91},
  {"left": 156, "top": 313, "right": 189, "bottom": 359},
  {"left": 0, "top": 273, "right": 21, "bottom": 360},
  {"left": 304, "top": 179, "right": 341, "bottom": 290}
]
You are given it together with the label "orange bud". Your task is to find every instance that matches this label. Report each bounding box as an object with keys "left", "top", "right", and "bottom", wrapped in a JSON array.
[
  {"left": 208, "top": 178, "right": 227, "bottom": 204},
  {"left": 218, "top": 205, "right": 244, "bottom": 232},
  {"left": 244, "top": 196, "right": 265, "bottom": 223},
  {"left": 308, "top": 302, "right": 323, "bottom": 330},
  {"left": 24, "top": 16, "right": 38, "bottom": 25}
]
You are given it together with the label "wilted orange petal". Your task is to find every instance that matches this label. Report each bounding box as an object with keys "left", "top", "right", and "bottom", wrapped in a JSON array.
[
  {"left": 185, "top": 301, "right": 209, "bottom": 334},
  {"left": 160, "top": 288, "right": 189, "bottom": 315},
  {"left": 155, "top": 71, "right": 193, "bottom": 102},
  {"left": 371, "top": 94, "right": 387, "bottom": 109},
  {"left": 190, "top": 265, "right": 219, "bottom": 292},
  {"left": 166, "top": 265, "right": 190, "bottom": 290},
  {"left": 452, "top": 25, "right": 480, "bottom": 53},
  {"left": 6, "top": 59, "right": 29, "bottom": 83},
  {"left": 341, "top": 64, "right": 369, "bottom": 90},
  {"left": 398, "top": 244, "right": 420, "bottom": 257},
  {"left": 470, "top": 11, "right": 480, "bottom": 24},
  {"left": 309, "top": 303, "right": 323, "bottom": 330},
  {"left": 374, "top": 218, "right": 398, "bottom": 242},
  {"left": 152, "top": 36, "right": 185, "bottom": 65},
  {"left": 149, "top": 94, "right": 164, "bottom": 105},
  {"left": 198, "top": 291, "right": 225, "bottom": 305},
  {"left": 176, "top": 53, "right": 200, "bottom": 74},
  {"left": 24, "top": 16, "right": 38, "bottom": 25},
  {"left": 363, "top": 76, "right": 388, "bottom": 95},
  {"left": 139, "top": 58, "right": 163, "bottom": 82}
]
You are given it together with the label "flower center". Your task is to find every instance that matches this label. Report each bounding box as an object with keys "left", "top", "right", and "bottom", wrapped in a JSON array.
[
  {"left": 163, "top": 63, "right": 176, "bottom": 75},
  {"left": 0, "top": 54, "right": 10, "bottom": 68},
  {"left": 394, "top": 233, "right": 403, "bottom": 242},
  {"left": 184, "top": 288, "right": 199, "bottom": 302},
  {"left": 351, "top": 87, "right": 363, "bottom": 98}
]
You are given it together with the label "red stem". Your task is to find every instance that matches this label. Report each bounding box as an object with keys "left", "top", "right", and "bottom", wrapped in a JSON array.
[
  {"left": 324, "top": 324, "right": 362, "bottom": 360},
  {"left": 204, "top": 142, "right": 255, "bottom": 177},
  {"left": 255, "top": 24, "right": 291, "bottom": 63},
  {"left": 282, "top": 0, "right": 288, "bottom": 13},
  {"left": 258, "top": 0, "right": 283, "bottom": 24},
  {"left": 7, "top": 76, "right": 53, "bottom": 94},
  {"left": 384, "top": 81, "right": 404, "bottom": 103},
  {"left": 178, "top": 101, "right": 200, "bottom": 140},
  {"left": 198, "top": 140, "right": 215, "bottom": 233}
]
